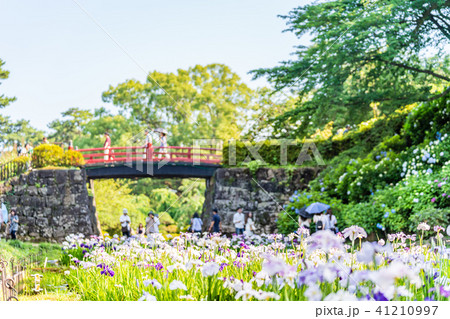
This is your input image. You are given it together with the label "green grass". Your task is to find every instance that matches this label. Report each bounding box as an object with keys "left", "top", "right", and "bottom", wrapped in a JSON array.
[
  {"left": 20, "top": 267, "right": 80, "bottom": 301},
  {"left": 0, "top": 239, "right": 62, "bottom": 262},
  {"left": 0, "top": 240, "right": 79, "bottom": 300}
]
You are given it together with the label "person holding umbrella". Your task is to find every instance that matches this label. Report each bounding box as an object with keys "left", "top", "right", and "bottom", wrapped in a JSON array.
[
  {"left": 297, "top": 207, "right": 312, "bottom": 230},
  {"left": 305, "top": 202, "right": 330, "bottom": 232},
  {"left": 154, "top": 128, "right": 169, "bottom": 159}
]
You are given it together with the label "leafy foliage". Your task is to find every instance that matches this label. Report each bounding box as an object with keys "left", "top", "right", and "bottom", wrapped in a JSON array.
[
  {"left": 31, "top": 144, "right": 65, "bottom": 168},
  {"left": 0, "top": 58, "right": 16, "bottom": 108},
  {"left": 93, "top": 179, "right": 152, "bottom": 236},
  {"left": 252, "top": 0, "right": 450, "bottom": 139},
  {"left": 102, "top": 64, "right": 254, "bottom": 145},
  {"left": 296, "top": 94, "right": 450, "bottom": 235},
  {"left": 0, "top": 115, "right": 45, "bottom": 148},
  {"left": 61, "top": 150, "right": 85, "bottom": 167}
]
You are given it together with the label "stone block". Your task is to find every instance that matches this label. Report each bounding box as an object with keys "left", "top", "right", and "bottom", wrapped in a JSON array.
[
  {"left": 38, "top": 187, "right": 48, "bottom": 196},
  {"left": 69, "top": 170, "right": 83, "bottom": 183},
  {"left": 55, "top": 170, "right": 68, "bottom": 184},
  {"left": 37, "top": 170, "right": 54, "bottom": 178}
]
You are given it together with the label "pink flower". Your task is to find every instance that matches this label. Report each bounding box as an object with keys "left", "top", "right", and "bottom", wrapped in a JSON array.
[
  {"left": 431, "top": 197, "right": 436, "bottom": 203},
  {"left": 342, "top": 226, "right": 367, "bottom": 242},
  {"left": 443, "top": 193, "right": 447, "bottom": 197},
  {"left": 434, "top": 226, "right": 444, "bottom": 232},
  {"left": 307, "top": 230, "right": 344, "bottom": 253}
]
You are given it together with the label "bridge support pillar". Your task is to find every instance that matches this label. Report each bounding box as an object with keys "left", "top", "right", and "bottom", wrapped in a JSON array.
[{"left": 87, "top": 178, "right": 102, "bottom": 235}]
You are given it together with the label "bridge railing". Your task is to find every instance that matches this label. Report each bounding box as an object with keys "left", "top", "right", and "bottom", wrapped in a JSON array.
[{"left": 77, "top": 145, "right": 222, "bottom": 165}]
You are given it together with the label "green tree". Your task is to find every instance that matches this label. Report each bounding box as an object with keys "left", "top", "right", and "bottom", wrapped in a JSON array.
[
  {"left": 0, "top": 115, "right": 45, "bottom": 148},
  {"left": 0, "top": 59, "right": 16, "bottom": 108},
  {"left": 147, "top": 179, "right": 206, "bottom": 229},
  {"left": 93, "top": 179, "right": 150, "bottom": 235},
  {"left": 252, "top": 0, "right": 450, "bottom": 138},
  {"left": 102, "top": 64, "right": 254, "bottom": 145},
  {"left": 48, "top": 108, "right": 94, "bottom": 143}
]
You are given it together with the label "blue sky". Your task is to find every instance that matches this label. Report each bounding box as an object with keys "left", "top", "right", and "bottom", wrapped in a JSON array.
[{"left": 0, "top": 0, "right": 309, "bottom": 132}]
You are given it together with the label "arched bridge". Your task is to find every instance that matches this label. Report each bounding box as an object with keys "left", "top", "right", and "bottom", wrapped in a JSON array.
[{"left": 77, "top": 145, "right": 222, "bottom": 179}]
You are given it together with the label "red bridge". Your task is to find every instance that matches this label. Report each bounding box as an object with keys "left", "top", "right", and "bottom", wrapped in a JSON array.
[{"left": 77, "top": 145, "right": 222, "bottom": 179}]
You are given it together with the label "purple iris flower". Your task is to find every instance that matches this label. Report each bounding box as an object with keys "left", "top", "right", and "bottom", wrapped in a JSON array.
[
  {"left": 440, "top": 286, "right": 450, "bottom": 298},
  {"left": 155, "top": 262, "right": 164, "bottom": 271},
  {"left": 373, "top": 291, "right": 389, "bottom": 301},
  {"left": 97, "top": 263, "right": 114, "bottom": 277},
  {"left": 219, "top": 263, "right": 228, "bottom": 271}
]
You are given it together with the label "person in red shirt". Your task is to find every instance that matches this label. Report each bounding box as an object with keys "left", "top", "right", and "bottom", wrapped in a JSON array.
[{"left": 104, "top": 132, "right": 111, "bottom": 160}]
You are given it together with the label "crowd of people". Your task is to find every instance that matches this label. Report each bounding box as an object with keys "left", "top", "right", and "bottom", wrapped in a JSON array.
[
  {"left": 103, "top": 128, "right": 169, "bottom": 161},
  {"left": 299, "top": 208, "right": 338, "bottom": 233},
  {"left": 2, "top": 204, "right": 338, "bottom": 241},
  {"left": 10, "top": 136, "right": 50, "bottom": 159},
  {"left": 115, "top": 206, "right": 260, "bottom": 238}
]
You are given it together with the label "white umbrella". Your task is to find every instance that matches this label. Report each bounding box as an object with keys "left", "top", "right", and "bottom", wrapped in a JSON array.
[{"left": 153, "top": 128, "right": 168, "bottom": 135}]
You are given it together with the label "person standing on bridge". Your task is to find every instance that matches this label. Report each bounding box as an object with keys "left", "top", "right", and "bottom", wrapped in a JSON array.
[
  {"left": 104, "top": 132, "right": 111, "bottom": 161},
  {"left": 159, "top": 131, "right": 169, "bottom": 159},
  {"left": 144, "top": 129, "right": 153, "bottom": 160},
  {"left": 208, "top": 208, "right": 221, "bottom": 234},
  {"left": 233, "top": 208, "right": 245, "bottom": 235},
  {"left": 120, "top": 208, "right": 131, "bottom": 238}
]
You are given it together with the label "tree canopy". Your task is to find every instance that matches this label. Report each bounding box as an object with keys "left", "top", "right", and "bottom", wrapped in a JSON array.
[
  {"left": 0, "top": 59, "right": 16, "bottom": 108},
  {"left": 102, "top": 64, "right": 255, "bottom": 145},
  {"left": 252, "top": 0, "right": 450, "bottom": 138}
]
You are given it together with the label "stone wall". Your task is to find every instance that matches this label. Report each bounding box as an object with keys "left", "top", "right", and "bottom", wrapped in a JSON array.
[
  {"left": 0, "top": 169, "right": 100, "bottom": 242},
  {"left": 202, "top": 167, "right": 321, "bottom": 234}
]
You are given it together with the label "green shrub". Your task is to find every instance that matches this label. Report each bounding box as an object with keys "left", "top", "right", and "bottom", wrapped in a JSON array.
[
  {"left": 338, "top": 202, "right": 385, "bottom": 234},
  {"left": 32, "top": 144, "right": 64, "bottom": 168},
  {"left": 403, "top": 94, "right": 450, "bottom": 145},
  {"left": 12, "top": 155, "right": 31, "bottom": 165},
  {"left": 408, "top": 208, "right": 450, "bottom": 237},
  {"left": 61, "top": 149, "right": 85, "bottom": 167},
  {"left": 244, "top": 160, "right": 265, "bottom": 175}
]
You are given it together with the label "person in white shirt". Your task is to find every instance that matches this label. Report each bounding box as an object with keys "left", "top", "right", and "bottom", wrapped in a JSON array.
[
  {"left": 153, "top": 213, "right": 160, "bottom": 233},
  {"left": 145, "top": 212, "right": 155, "bottom": 235},
  {"left": 298, "top": 216, "right": 311, "bottom": 230},
  {"left": 244, "top": 212, "right": 255, "bottom": 236},
  {"left": 313, "top": 212, "right": 329, "bottom": 231},
  {"left": 191, "top": 213, "right": 203, "bottom": 234},
  {"left": 119, "top": 208, "right": 131, "bottom": 237},
  {"left": 233, "top": 208, "right": 245, "bottom": 235},
  {"left": 325, "top": 209, "right": 338, "bottom": 233}
]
